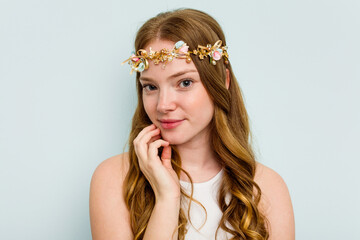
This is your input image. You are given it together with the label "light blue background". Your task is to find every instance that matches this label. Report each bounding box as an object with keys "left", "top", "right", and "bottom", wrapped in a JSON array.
[{"left": 1, "top": 0, "right": 359, "bottom": 239}]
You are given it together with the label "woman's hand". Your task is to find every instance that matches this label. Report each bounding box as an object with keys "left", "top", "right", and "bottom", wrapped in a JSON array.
[{"left": 133, "top": 124, "right": 180, "bottom": 201}]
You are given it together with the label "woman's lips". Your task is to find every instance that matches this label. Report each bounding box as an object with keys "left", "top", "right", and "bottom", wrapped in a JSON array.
[{"left": 159, "top": 119, "right": 184, "bottom": 129}]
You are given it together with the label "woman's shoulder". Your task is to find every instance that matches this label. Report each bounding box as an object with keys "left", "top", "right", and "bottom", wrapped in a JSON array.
[
  {"left": 254, "top": 162, "right": 287, "bottom": 190},
  {"left": 89, "top": 153, "right": 133, "bottom": 240},
  {"left": 90, "top": 152, "right": 130, "bottom": 204},
  {"left": 89, "top": 152, "right": 130, "bottom": 203},
  {"left": 254, "top": 162, "right": 295, "bottom": 239},
  {"left": 91, "top": 152, "right": 130, "bottom": 181},
  {"left": 254, "top": 162, "right": 291, "bottom": 213}
]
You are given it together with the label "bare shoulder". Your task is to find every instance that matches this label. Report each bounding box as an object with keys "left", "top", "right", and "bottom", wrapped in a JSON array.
[
  {"left": 254, "top": 162, "right": 287, "bottom": 194},
  {"left": 89, "top": 153, "right": 133, "bottom": 240},
  {"left": 254, "top": 162, "right": 295, "bottom": 240},
  {"left": 91, "top": 153, "right": 130, "bottom": 182}
]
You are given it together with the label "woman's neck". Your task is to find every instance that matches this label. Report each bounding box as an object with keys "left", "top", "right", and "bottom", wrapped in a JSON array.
[{"left": 175, "top": 136, "right": 222, "bottom": 183}]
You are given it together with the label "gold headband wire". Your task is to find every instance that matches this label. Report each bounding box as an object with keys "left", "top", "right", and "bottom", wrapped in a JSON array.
[{"left": 122, "top": 40, "right": 229, "bottom": 74}]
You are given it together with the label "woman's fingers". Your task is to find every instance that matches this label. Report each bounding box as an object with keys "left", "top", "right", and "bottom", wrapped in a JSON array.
[
  {"left": 149, "top": 134, "right": 161, "bottom": 143},
  {"left": 138, "top": 127, "right": 160, "bottom": 145},
  {"left": 134, "top": 124, "right": 156, "bottom": 140},
  {"left": 134, "top": 127, "right": 179, "bottom": 200},
  {"left": 161, "top": 145, "right": 172, "bottom": 169},
  {"left": 133, "top": 125, "right": 160, "bottom": 159},
  {"left": 148, "top": 139, "right": 169, "bottom": 156}
]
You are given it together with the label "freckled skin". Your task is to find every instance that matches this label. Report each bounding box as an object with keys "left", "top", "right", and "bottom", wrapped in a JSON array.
[{"left": 139, "top": 39, "right": 215, "bottom": 147}]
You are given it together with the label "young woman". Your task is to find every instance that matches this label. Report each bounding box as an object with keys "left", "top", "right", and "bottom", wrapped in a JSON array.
[{"left": 90, "top": 8, "right": 294, "bottom": 240}]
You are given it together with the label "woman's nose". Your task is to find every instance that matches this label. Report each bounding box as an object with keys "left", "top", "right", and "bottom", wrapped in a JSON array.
[{"left": 156, "top": 89, "right": 176, "bottom": 113}]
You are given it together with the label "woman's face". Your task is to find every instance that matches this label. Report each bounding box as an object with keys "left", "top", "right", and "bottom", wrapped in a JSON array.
[{"left": 139, "top": 39, "right": 214, "bottom": 146}]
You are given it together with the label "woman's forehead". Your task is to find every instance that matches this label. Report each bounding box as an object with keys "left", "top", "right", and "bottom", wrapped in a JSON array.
[
  {"left": 140, "top": 40, "right": 199, "bottom": 80},
  {"left": 143, "top": 39, "right": 175, "bottom": 52},
  {"left": 139, "top": 59, "right": 198, "bottom": 81}
]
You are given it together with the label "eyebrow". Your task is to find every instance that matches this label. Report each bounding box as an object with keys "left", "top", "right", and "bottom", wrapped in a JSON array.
[{"left": 139, "top": 69, "right": 198, "bottom": 82}]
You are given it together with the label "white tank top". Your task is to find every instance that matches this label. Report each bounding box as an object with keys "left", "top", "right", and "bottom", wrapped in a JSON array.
[{"left": 180, "top": 169, "right": 232, "bottom": 240}]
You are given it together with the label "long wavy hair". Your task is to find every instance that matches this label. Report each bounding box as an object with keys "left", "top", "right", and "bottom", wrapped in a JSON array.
[{"left": 123, "top": 8, "right": 269, "bottom": 240}]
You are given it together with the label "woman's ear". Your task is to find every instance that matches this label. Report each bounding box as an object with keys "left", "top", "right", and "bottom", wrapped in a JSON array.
[{"left": 226, "top": 68, "right": 230, "bottom": 89}]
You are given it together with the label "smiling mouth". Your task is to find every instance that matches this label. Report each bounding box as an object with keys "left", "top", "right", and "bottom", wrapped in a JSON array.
[{"left": 159, "top": 119, "right": 184, "bottom": 129}]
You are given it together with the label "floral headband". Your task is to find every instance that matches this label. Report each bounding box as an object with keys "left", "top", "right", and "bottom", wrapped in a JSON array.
[{"left": 122, "top": 40, "right": 229, "bottom": 74}]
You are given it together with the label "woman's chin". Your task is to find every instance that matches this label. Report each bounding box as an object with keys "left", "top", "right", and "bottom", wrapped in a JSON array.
[{"left": 161, "top": 135, "right": 184, "bottom": 146}]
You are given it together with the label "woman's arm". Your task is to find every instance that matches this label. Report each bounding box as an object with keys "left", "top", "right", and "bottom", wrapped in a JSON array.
[
  {"left": 89, "top": 153, "right": 180, "bottom": 240},
  {"left": 255, "top": 163, "right": 295, "bottom": 240},
  {"left": 90, "top": 125, "right": 181, "bottom": 240},
  {"left": 133, "top": 124, "right": 181, "bottom": 240},
  {"left": 142, "top": 198, "right": 180, "bottom": 240}
]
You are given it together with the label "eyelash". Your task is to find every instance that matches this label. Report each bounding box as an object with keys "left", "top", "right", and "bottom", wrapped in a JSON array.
[
  {"left": 141, "top": 79, "right": 194, "bottom": 91},
  {"left": 179, "top": 79, "right": 193, "bottom": 88},
  {"left": 142, "top": 84, "right": 157, "bottom": 91}
]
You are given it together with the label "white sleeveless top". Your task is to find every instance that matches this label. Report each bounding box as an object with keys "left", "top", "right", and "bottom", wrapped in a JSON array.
[{"left": 180, "top": 169, "right": 232, "bottom": 240}]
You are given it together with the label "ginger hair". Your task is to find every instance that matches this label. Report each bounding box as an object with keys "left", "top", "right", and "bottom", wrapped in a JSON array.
[{"left": 123, "top": 8, "right": 269, "bottom": 240}]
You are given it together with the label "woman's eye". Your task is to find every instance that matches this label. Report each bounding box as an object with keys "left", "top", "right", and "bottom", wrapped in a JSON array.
[
  {"left": 142, "top": 84, "right": 157, "bottom": 91},
  {"left": 179, "top": 79, "right": 193, "bottom": 88}
]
